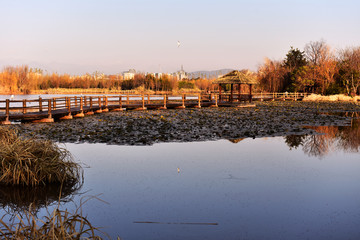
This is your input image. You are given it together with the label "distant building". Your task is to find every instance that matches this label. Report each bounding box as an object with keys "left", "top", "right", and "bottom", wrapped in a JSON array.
[
  {"left": 150, "top": 72, "right": 162, "bottom": 79},
  {"left": 123, "top": 69, "right": 136, "bottom": 80},
  {"left": 174, "top": 65, "right": 188, "bottom": 80}
]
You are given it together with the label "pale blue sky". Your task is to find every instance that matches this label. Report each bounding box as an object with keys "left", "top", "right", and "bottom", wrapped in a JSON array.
[{"left": 1, "top": 0, "right": 359, "bottom": 74}]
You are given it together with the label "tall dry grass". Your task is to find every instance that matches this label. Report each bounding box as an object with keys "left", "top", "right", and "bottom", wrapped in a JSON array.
[{"left": 0, "top": 127, "right": 82, "bottom": 186}]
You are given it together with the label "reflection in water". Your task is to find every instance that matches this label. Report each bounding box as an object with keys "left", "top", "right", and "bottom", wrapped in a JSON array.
[
  {"left": 285, "top": 118, "right": 360, "bottom": 157},
  {"left": 0, "top": 181, "right": 82, "bottom": 216},
  {"left": 228, "top": 138, "right": 245, "bottom": 144}
]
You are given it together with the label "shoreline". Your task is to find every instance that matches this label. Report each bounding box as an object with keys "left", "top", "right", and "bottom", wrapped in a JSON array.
[{"left": 12, "top": 101, "right": 360, "bottom": 146}]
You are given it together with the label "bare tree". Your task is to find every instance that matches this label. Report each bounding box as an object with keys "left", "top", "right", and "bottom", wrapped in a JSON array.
[
  {"left": 304, "top": 40, "right": 337, "bottom": 94},
  {"left": 339, "top": 47, "right": 360, "bottom": 95}
]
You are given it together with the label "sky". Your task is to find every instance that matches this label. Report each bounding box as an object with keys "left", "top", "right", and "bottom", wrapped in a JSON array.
[{"left": 0, "top": 0, "right": 359, "bottom": 75}]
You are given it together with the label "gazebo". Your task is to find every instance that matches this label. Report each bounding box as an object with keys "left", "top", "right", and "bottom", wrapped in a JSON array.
[{"left": 213, "top": 70, "right": 258, "bottom": 103}]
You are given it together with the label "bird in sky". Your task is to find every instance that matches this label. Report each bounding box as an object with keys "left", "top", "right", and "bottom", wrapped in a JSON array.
[{"left": 177, "top": 40, "right": 181, "bottom": 48}]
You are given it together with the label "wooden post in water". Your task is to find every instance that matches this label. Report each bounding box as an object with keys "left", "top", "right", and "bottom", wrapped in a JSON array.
[
  {"left": 95, "top": 96, "right": 102, "bottom": 113},
  {"left": 102, "top": 96, "right": 109, "bottom": 112},
  {"left": 60, "top": 97, "right": 73, "bottom": 120},
  {"left": 31, "top": 99, "right": 54, "bottom": 123},
  {"left": 46, "top": 99, "right": 54, "bottom": 122},
  {"left": 112, "top": 95, "right": 124, "bottom": 111},
  {"left": 86, "top": 96, "right": 94, "bottom": 115},
  {"left": 23, "top": 99, "right": 27, "bottom": 114},
  {"left": 74, "top": 97, "right": 85, "bottom": 117}
]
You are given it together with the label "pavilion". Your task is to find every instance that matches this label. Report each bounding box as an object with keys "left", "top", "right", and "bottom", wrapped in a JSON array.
[{"left": 213, "top": 70, "right": 258, "bottom": 103}]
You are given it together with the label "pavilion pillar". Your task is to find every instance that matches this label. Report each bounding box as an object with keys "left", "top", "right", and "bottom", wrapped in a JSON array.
[
  {"left": 249, "top": 84, "right": 253, "bottom": 103},
  {"left": 219, "top": 84, "right": 222, "bottom": 101}
]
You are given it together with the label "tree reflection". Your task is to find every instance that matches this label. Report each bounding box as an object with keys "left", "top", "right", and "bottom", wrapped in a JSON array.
[{"left": 285, "top": 117, "right": 360, "bottom": 157}]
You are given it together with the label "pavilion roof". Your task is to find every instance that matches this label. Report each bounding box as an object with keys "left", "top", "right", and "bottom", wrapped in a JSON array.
[{"left": 213, "top": 70, "right": 258, "bottom": 85}]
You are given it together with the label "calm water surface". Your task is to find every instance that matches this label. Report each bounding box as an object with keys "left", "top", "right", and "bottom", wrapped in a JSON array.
[{"left": 54, "top": 137, "right": 360, "bottom": 240}]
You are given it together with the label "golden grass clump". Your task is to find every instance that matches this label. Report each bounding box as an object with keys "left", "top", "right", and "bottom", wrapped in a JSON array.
[
  {"left": 303, "top": 93, "right": 358, "bottom": 102},
  {"left": 0, "top": 127, "right": 82, "bottom": 186}
]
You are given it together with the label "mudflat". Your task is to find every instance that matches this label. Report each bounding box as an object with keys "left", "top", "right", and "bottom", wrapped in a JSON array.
[{"left": 13, "top": 101, "right": 360, "bottom": 145}]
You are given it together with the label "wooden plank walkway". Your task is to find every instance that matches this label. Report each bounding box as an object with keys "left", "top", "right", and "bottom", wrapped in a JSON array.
[
  {"left": 0, "top": 93, "right": 255, "bottom": 124},
  {"left": 0, "top": 92, "right": 308, "bottom": 124}
]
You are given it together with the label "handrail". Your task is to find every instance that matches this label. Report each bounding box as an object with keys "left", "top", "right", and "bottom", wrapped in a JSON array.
[{"left": 1, "top": 93, "right": 308, "bottom": 124}]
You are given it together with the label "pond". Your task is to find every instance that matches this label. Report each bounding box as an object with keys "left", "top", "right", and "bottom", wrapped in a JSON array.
[{"left": 1, "top": 118, "right": 360, "bottom": 239}]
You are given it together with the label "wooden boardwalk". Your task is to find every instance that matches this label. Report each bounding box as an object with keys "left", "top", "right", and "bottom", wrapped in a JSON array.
[
  {"left": 0, "top": 94, "right": 248, "bottom": 124},
  {"left": 0, "top": 92, "right": 308, "bottom": 124}
]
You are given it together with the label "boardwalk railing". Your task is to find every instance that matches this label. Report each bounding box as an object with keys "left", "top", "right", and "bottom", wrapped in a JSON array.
[{"left": 0, "top": 92, "right": 308, "bottom": 124}]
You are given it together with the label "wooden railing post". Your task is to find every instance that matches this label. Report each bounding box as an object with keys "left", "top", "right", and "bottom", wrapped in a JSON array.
[
  {"left": 47, "top": 99, "right": 52, "bottom": 118},
  {"left": 126, "top": 95, "right": 130, "bottom": 104},
  {"left": 67, "top": 97, "right": 71, "bottom": 113},
  {"left": 39, "top": 97, "right": 43, "bottom": 112},
  {"left": 215, "top": 94, "right": 218, "bottom": 107},
  {"left": 5, "top": 99, "right": 10, "bottom": 119},
  {"left": 147, "top": 94, "right": 150, "bottom": 104},
  {"left": 197, "top": 93, "right": 201, "bottom": 108},
  {"left": 80, "top": 97, "right": 83, "bottom": 111},
  {"left": 182, "top": 94, "right": 185, "bottom": 108},
  {"left": 142, "top": 95, "right": 145, "bottom": 109},
  {"left": 75, "top": 96, "right": 78, "bottom": 107},
  {"left": 23, "top": 99, "right": 27, "bottom": 114},
  {"left": 119, "top": 96, "right": 122, "bottom": 109},
  {"left": 53, "top": 98, "right": 56, "bottom": 110},
  {"left": 90, "top": 97, "right": 93, "bottom": 109},
  {"left": 164, "top": 95, "right": 167, "bottom": 109}
]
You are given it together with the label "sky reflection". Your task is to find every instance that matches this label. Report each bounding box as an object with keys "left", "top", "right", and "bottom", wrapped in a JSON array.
[{"left": 50, "top": 137, "right": 360, "bottom": 240}]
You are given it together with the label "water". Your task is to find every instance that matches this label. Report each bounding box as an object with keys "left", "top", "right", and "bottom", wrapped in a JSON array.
[
  {"left": 1, "top": 123, "right": 360, "bottom": 239},
  {"left": 34, "top": 136, "right": 360, "bottom": 239}
]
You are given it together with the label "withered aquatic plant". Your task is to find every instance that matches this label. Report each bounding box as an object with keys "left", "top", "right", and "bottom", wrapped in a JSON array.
[
  {"left": 0, "top": 197, "right": 107, "bottom": 240},
  {"left": 0, "top": 127, "right": 82, "bottom": 186}
]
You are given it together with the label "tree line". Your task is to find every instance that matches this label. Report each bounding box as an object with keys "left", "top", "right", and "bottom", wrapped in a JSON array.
[
  {"left": 258, "top": 40, "right": 360, "bottom": 95},
  {"left": 1, "top": 39, "right": 359, "bottom": 95},
  {"left": 0, "top": 66, "right": 214, "bottom": 94}
]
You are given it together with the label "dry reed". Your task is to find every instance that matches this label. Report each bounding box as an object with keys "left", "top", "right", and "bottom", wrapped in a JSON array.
[
  {"left": 0, "top": 197, "right": 105, "bottom": 239},
  {"left": 0, "top": 127, "right": 82, "bottom": 186},
  {"left": 303, "top": 94, "right": 359, "bottom": 102}
]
